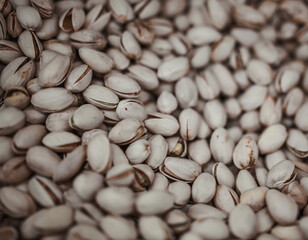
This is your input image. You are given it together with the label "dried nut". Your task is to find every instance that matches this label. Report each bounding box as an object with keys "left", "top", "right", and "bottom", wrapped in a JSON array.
[
  {"left": 127, "top": 21, "right": 154, "bottom": 45},
  {"left": 211, "top": 35, "right": 235, "bottom": 62},
  {"left": 240, "top": 187, "right": 268, "bottom": 211},
  {"left": 107, "top": 48, "right": 130, "bottom": 70},
  {"left": 145, "top": 135, "right": 168, "bottom": 169},
  {"left": 69, "top": 104, "right": 104, "bottom": 131},
  {"left": 109, "top": 118, "right": 146, "bottom": 145},
  {"left": 266, "top": 160, "right": 296, "bottom": 189},
  {"left": 31, "top": 88, "right": 74, "bottom": 113},
  {"left": 42, "top": 40, "right": 75, "bottom": 59},
  {"left": 133, "top": 164, "right": 155, "bottom": 191},
  {"left": 85, "top": 4, "right": 111, "bottom": 32},
  {"left": 7, "top": 11, "right": 22, "bottom": 38},
  {"left": 213, "top": 184, "right": 239, "bottom": 213},
  {"left": 234, "top": 4, "right": 265, "bottom": 28},
  {"left": 28, "top": 175, "right": 62, "bottom": 208},
  {"left": 70, "top": 29, "right": 107, "bottom": 50},
  {"left": 59, "top": 7, "right": 85, "bottom": 32},
  {"left": 286, "top": 129, "right": 308, "bottom": 158},
  {"left": 167, "top": 136, "right": 187, "bottom": 158},
  {"left": 4, "top": 87, "right": 29, "bottom": 110},
  {"left": 67, "top": 224, "right": 108, "bottom": 240},
  {"left": 259, "top": 96, "right": 282, "bottom": 126},
  {"left": 187, "top": 26, "right": 222, "bottom": 45},
  {"left": 191, "top": 218, "right": 229, "bottom": 240},
  {"left": 179, "top": 108, "right": 200, "bottom": 141},
  {"left": 87, "top": 134, "right": 112, "bottom": 173},
  {"left": 203, "top": 100, "right": 227, "bottom": 129},
  {"left": 105, "top": 73, "right": 141, "bottom": 98},
  {"left": 0, "top": 57, "right": 36, "bottom": 90},
  {"left": 168, "top": 181, "right": 191, "bottom": 206},
  {"left": 145, "top": 112, "right": 179, "bottom": 136},
  {"left": 192, "top": 173, "right": 216, "bottom": 204},
  {"left": 26, "top": 146, "right": 61, "bottom": 177},
  {"left": 0, "top": 156, "right": 32, "bottom": 184},
  {"left": 0, "top": 226, "right": 18, "bottom": 240},
  {"left": 160, "top": 157, "right": 201, "bottom": 182},
  {"left": 96, "top": 187, "right": 134, "bottom": 215},
  {"left": 0, "top": 40, "right": 22, "bottom": 64},
  {"left": 18, "top": 30, "right": 42, "bottom": 60},
  {"left": 188, "top": 204, "right": 227, "bottom": 220},
  {"left": 188, "top": 139, "right": 211, "bottom": 166},
  {"left": 16, "top": 6, "right": 42, "bottom": 31},
  {"left": 36, "top": 15, "right": 59, "bottom": 40},
  {"left": 128, "top": 64, "right": 159, "bottom": 90},
  {"left": 266, "top": 189, "right": 299, "bottom": 225},
  {"left": 258, "top": 124, "right": 288, "bottom": 154},
  {"left": 12, "top": 124, "right": 47, "bottom": 154},
  {"left": 236, "top": 169, "right": 258, "bottom": 194},
  {"left": 157, "top": 57, "right": 189, "bottom": 82},
  {"left": 139, "top": 216, "right": 174, "bottom": 240},
  {"left": 109, "top": 0, "right": 134, "bottom": 23},
  {"left": 210, "top": 128, "right": 234, "bottom": 164},
  {"left": 229, "top": 204, "right": 257, "bottom": 239},
  {"left": 166, "top": 209, "right": 189, "bottom": 233},
  {"left": 233, "top": 136, "right": 259, "bottom": 169},
  {"left": 30, "top": 0, "right": 54, "bottom": 18},
  {"left": 79, "top": 47, "right": 114, "bottom": 74},
  {"left": 282, "top": 181, "right": 307, "bottom": 209},
  {"left": 0, "top": 186, "right": 37, "bottom": 218},
  {"left": 116, "top": 99, "right": 147, "bottom": 121},
  {"left": 105, "top": 164, "right": 134, "bottom": 186},
  {"left": 65, "top": 64, "right": 92, "bottom": 93},
  {"left": 53, "top": 145, "right": 86, "bottom": 183},
  {"left": 212, "top": 162, "right": 235, "bottom": 188},
  {"left": 283, "top": 88, "right": 304, "bottom": 117},
  {"left": 0, "top": 136, "right": 15, "bottom": 164},
  {"left": 45, "top": 107, "right": 76, "bottom": 132},
  {"left": 295, "top": 102, "right": 308, "bottom": 131},
  {"left": 83, "top": 84, "right": 119, "bottom": 109},
  {"left": 136, "top": 190, "right": 174, "bottom": 215},
  {"left": 120, "top": 30, "right": 142, "bottom": 59},
  {"left": 239, "top": 85, "right": 268, "bottom": 111},
  {"left": 42, "top": 131, "right": 80, "bottom": 152},
  {"left": 175, "top": 77, "right": 198, "bottom": 109},
  {"left": 126, "top": 139, "right": 151, "bottom": 164},
  {"left": 157, "top": 91, "right": 178, "bottom": 114},
  {"left": 256, "top": 208, "right": 275, "bottom": 234},
  {"left": 271, "top": 225, "right": 304, "bottom": 240},
  {"left": 195, "top": 71, "right": 220, "bottom": 101},
  {"left": 0, "top": 107, "right": 25, "bottom": 136},
  {"left": 100, "top": 216, "right": 137, "bottom": 240},
  {"left": 38, "top": 54, "right": 72, "bottom": 87},
  {"left": 110, "top": 143, "right": 129, "bottom": 165},
  {"left": 73, "top": 170, "right": 103, "bottom": 201}
]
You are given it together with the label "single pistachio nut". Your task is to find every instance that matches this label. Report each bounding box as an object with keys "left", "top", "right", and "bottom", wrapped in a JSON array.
[
  {"left": 59, "top": 7, "right": 85, "bottom": 32},
  {"left": 233, "top": 136, "right": 259, "bottom": 169},
  {"left": 0, "top": 107, "right": 25, "bottom": 136},
  {"left": 42, "top": 131, "right": 80, "bottom": 152},
  {"left": 4, "top": 86, "right": 30, "bottom": 109},
  {"left": 16, "top": 6, "right": 42, "bottom": 31}
]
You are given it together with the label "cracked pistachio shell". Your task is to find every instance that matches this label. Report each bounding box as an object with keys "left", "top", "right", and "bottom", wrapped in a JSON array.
[
  {"left": 69, "top": 29, "right": 107, "bottom": 50},
  {"left": 266, "top": 189, "right": 299, "bottom": 225},
  {"left": 282, "top": 181, "right": 307, "bottom": 209},
  {"left": 229, "top": 204, "right": 257, "bottom": 239},
  {"left": 105, "top": 73, "right": 141, "bottom": 98},
  {"left": 18, "top": 30, "right": 42, "bottom": 60},
  {"left": 42, "top": 131, "right": 80, "bottom": 152},
  {"left": 213, "top": 184, "right": 239, "bottom": 213},
  {"left": 133, "top": 164, "right": 155, "bottom": 191},
  {"left": 128, "top": 64, "right": 159, "bottom": 90},
  {"left": 286, "top": 129, "right": 308, "bottom": 158},
  {"left": 0, "top": 57, "right": 36, "bottom": 90},
  {"left": 16, "top": 6, "right": 42, "bottom": 31},
  {"left": 53, "top": 145, "right": 86, "bottom": 183},
  {"left": 30, "top": 0, "right": 54, "bottom": 18},
  {"left": 145, "top": 112, "right": 179, "bottom": 137},
  {"left": 26, "top": 146, "right": 61, "bottom": 177},
  {"left": 28, "top": 175, "right": 62, "bottom": 208},
  {"left": 167, "top": 136, "right": 187, "bottom": 158},
  {"left": 0, "top": 107, "right": 25, "bottom": 135},
  {"left": 87, "top": 134, "right": 112, "bottom": 173},
  {"left": 0, "top": 40, "right": 22, "bottom": 64},
  {"left": 83, "top": 84, "right": 119, "bottom": 109},
  {"left": 105, "top": 164, "right": 134, "bottom": 187},
  {"left": 109, "top": 0, "right": 134, "bottom": 23},
  {"left": 31, "top": 88, "right": 74, "bottom": 113},
  {"left": 79, "top": 47, "right": 114, "bottom": 74},
  {"left": 0, "top": 186, "right": 37, "bottom": 218},
  {"left": 146, "top": 135, "right": 168, "bottom": 169},
  {"left": 160, "top": 157, "right": 201, "bottom": 182},
  {"left": 45, "top": 107, "right": 76, "bottom": 132},
  {"left": 266, "top": 160, "right": 296, "bottom": 189},
  {"left": 233, "top": 136, "right": 259, "bottom": 169},
  {"left": 109, "top": 118, "right": 146, "bottom": 145},
  {"left": 59, "top": 7, "right": 85, "bottom": 32},
  {"left": 258, "top": 124, "right": 288, "bottom": 154},
  {"left": 120, "top": 30, "right": 142, "bottom": 59},
  {"left": 212, "top": 162, "right": 235, "bottom": 188},
  {"left": 65, "top": 64, "right": 92, "bottom": 93},
  {"left": 38, "top": 54, "right": 72, "bottom": 87},
  {"left": 96, "top": 187, "right": 134, "bottom": 215},
  {"left": 136, "top": 190, "right": 174, "bottom": 215},
  {"left": 69, "top": 104, "right": 104, "bottom": 131},
  {"left": 12, "top": 124, "right": 47, "bottom": 154},
  {"left": 4, "top": 86, "right": 30, "bottom": 109}
]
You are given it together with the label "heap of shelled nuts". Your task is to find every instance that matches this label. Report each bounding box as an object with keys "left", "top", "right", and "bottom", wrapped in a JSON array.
[{"left": 0, "top": 0, "right": 308, "bottom": 239}]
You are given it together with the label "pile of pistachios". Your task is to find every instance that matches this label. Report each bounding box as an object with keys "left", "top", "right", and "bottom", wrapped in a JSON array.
[{"left": 0, "top": 0, "right": 308, "bottom": 239}]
